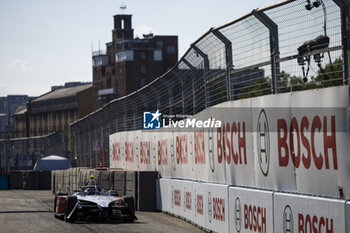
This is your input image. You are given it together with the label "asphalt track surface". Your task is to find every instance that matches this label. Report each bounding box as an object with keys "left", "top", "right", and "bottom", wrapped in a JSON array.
[{"left": 0, "top": 190, "right": 205, "bottom": 233}]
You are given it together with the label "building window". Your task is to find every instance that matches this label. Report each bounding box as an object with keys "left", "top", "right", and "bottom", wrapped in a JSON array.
[
  {"left": 154, "top": 50, "right": 162, "bottom": 61},
  {"left": 140, "top": 52, "right": 146, "bottom": 60},
  {"left": 167, "top": 46, "right": 175, "bottom": 54},
  {"left": 140, "top": 78, "right": 146, "bottom": 87},
  {"left": 140, "top": 66, "right": 146, "bottom": 74},
  {"left": 156, "top": 40, "right": 163, "bottom": 49},
  {"left": 102, "top": 67, "right": 106, "bottom": 76}
]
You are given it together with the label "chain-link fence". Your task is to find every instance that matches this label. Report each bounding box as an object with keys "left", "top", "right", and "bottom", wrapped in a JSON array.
[
  {"left": 71, "top": 0, "right": 350, "bottom": 168},
  {"left": 0, "top": 132, "right": 64, "bottom": 172}
]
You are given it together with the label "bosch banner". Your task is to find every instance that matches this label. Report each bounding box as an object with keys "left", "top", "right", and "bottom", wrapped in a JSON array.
[
  {"left": 193, "top": 181, "right": 207, "bottom": 228},
  {"left": 274, "top": 192, "right": 346, "bottom": 233},
  {"left": 110, "top": 86, "right": 350, "bottom": 199},
  {"left": 228, "top": 187, "right": 274, "bottom": 233},
  {"left": 203, "top": 183, "right": 229, "bottom": 233}
]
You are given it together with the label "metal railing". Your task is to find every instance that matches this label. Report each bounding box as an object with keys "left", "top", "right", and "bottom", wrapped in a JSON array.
[
  {"left": 92, "top": 50, "right": 107, "bottom": 57},
  {"left": 71, "top": 0, "right": 350, "bottom": 168}
]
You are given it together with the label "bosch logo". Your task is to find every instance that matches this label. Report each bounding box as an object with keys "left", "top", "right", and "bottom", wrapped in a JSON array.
[
  {"left": 234, "top": 197, "right": 242, "bottom": 232},
  {"left": 283, "top": 205, "right": 293, "bottom": 233},
  {"left": 170, "top": 131, "right": 176, "bottom": 173},
  {"left": 257, "top": 109, "right": 270, "bottom": 176},
  {"left": 135, "top": 136, "right": 140, "bottom": 168},
  {"left": 171, "top": 186, "right": 174, "bottom": 208},
  {"left": 208, "top": 192, "right": 212, "bottom": 223},
  {"left": 208, "top": 118, "right": 215, "bottom": 172}
]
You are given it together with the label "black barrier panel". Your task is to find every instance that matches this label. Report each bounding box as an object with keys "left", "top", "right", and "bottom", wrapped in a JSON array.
[
  {"left": 137, "top": 171, "right": 158, "bottom": 211},
  {"left": 39, "top": 171, "right": 51, "bottom": 190},
  {"left": 8, "top": 173, "right": 23, "bottom": 189}
]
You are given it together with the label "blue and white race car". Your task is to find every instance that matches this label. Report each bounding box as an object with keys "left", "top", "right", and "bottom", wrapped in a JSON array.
[{"left": 54, "top": 183, "right": 136, "bottom": 223}]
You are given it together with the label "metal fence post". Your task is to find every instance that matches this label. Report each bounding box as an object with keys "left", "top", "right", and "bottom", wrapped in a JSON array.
[
  {"left": 253, "top": 9, "right": 280, "bottom": 94},
  {"left": 150, "top": 86, "right": 161, "bottom": 110},
  {"left": 333, "top": 0, "right": 350, "bottom": 85},
  {"left": 159, "top": 79, "right": 173, "bottom": 115},
  {"left": 212, "top": 29, "right": 233, "bottom": 101},
  {"left": 192, "top": 44, "right": 209, "bottom": 108},
  {"left": 171, "top": 69, "right": 185, "bottom": 114},
  {"left": 131, "top": 100, "right": 137, "bottom": 130},
  {"left": 182, "top": 59, "right": 196, "bottom": 114}
]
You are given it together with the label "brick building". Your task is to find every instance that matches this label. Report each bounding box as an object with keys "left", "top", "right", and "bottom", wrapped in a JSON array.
[
  {"left": 13, "top": 83, "right": 94, "bottom": 157},
  {"left": 92, "top": 14, "right": 178, "bottom": 107}
]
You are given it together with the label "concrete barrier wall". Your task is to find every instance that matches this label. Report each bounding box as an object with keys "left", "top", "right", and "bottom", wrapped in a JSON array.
[{"left": 51, "top": 168, "right": 158, "bottom": 211}]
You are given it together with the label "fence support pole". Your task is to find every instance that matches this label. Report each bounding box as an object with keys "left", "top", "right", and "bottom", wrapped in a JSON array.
[
  {"left": 212, "top": 29, "right": 233, "bottom": 101},
  {"left": 172, "top": 69, "right": 185, "bottom": 115},
  {"left": 333, "top": 0, "right": 350, "bottom": 85},
  {"left": 253, "top": 10, "right": 280, "bottom": 94},
  {"left": 182, "top": 59, "right": 196, "bottom": 114},
  {"left": 150, "top": 86, "right": 161, "bottom": 110},
  {"left": 192, "top": 44, "right": 209, "bottom": 108}
]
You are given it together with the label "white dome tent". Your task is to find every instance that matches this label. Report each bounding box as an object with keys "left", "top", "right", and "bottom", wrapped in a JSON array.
[{"left": 33, "top": 155, "right": 71, "bottom": 171}]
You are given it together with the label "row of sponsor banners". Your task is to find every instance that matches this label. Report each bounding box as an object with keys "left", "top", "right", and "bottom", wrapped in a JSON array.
[
  {"left": 110, "top": 86, "right": 350, "bottom": 199},
  {"left": 159, "top": 178, "right": 350, "bottom": 233}
]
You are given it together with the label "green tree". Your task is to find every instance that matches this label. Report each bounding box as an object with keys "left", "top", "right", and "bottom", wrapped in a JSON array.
[
  {"left": 238, "top": 76, "right": 271, "bottom": 99},
  {"left": 315, "top": 58, "right": 343, "bottom": 87}
]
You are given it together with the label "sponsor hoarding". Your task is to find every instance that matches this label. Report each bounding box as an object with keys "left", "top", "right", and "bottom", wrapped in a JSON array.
[
  {"left": 229, "top": 187, "right": 273, "bottom": 233},
  {"left": 204, "top": 183, "right": 229, "bottom": 233},
  {"left": 110, "top": 86, "right": 350, "bottom": 199},
  {"left": 274, "top": 192, "right": 346, "bottom": 233},
  {"left": 193, "top": 181, "right": 207, "bottom": 228}
]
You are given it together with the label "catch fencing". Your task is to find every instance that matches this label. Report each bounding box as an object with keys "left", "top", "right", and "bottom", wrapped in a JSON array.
[
  {"left": 0, "top": 132, "right": 64, "bottom": 172},
  {"left": 71, "top": 0, "right": 350, "bottom": 168}
]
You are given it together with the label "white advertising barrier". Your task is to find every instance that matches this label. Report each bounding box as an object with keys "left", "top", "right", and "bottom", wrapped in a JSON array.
[
  {"left": 346, "top": 201, "right": 350, "bottom": 232},
  {"left": 158, "top": 178, "right": 171, "bottom": 212},
  {"left": 168, "top": 179, "right": 184, "bottom": 216},
  {"left": 274, "top": 192, "right": 346, "bottom": 233},
  {"left": 109, "top": 132, "right": 119, "bottom": 169},
  {"left": 109, "top": 131, "right": 125, "bottom": 169},
  {"left": 191, "top": 109, "right": 226, "bottom": 183},
  {"left": 110, "top": 86, "right": 350, "bottom": 199},
  {"left": 204, "top": 183, "right": 229, "bottom": 233},
  {"left": 193, "top": 181, "right": 207, "bottom": 228},
  {"left": 124, "top": 130, "right": 136, "bottom": 171},
  {"left": 150, "top": 132, "right": 158, "bottom": 171},
  {"left": 291, "top": 86, "right": 350, "bottom": 198},
  {"left": 182, "top": 180, "right": 194, "bottom": 222},
  {"left": 229, "top": 187, "right": 273, "bottom": 233},
  {"left": 252, "top": 93, "right": 296, "bottom": 192},
  {"left": 133, "top": 130, "right": 158, "bottom": 171},
  {"left": 156, "top": 130, "right": 173, "bottom": 178},
  {"left": 214, "top": 99, "right": 256, "bottom": 187},
  {"left": 169, "top": 128, "right": 195, "bottom": 180}
]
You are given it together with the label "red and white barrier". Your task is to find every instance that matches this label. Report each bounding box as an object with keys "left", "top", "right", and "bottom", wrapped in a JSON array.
[
  {"left": 229, "top": 187, "right": 274, "bottom": 233},
  {"left": 110, "top": 86, "right": 350, "bottom": 199},
  {"left": 157, "top": 179, "right": 349, "bottom": 233},
  {"left": 274, "top": 192, "right": 347, "bottom": 233}
]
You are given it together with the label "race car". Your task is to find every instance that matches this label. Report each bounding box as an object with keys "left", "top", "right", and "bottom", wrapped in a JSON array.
[{"left": 54, "top": 184, "right": 136, "bottom": 223}]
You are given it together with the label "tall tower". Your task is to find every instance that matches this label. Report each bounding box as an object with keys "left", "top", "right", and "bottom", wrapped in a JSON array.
[{"left": 113, "top": 15, "right": 134, "bottom": 42}]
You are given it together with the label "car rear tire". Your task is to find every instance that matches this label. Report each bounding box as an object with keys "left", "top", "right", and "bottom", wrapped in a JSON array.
[
  {"left": 123, "top": 196, "right": 135, "bottom": 215},
  {"left": 64, "top": 196, "right": 77, "bottom": 223}
]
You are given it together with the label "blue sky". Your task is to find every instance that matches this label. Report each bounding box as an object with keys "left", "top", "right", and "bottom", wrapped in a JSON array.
[{"left": 0, "top": 0, "right": 279, "bottom": 96}]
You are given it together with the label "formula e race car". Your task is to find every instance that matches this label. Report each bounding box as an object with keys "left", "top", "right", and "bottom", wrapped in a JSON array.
[{"left": 54, "top": 184, "right": 136, "bottom": 223}]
